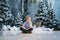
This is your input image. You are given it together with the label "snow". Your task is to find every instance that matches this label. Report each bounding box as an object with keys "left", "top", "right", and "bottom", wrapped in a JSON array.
[
  {"left": 32, "top": 25, "right": 54, "bottom": 34},
  {"left": 32, "top": 27, "right": 54, "bottom": 34},
  {"left": 2, "top": 25, "right": 20, "bottom": 35},
  {"left": 0, "top": 18, "right": 3, "bottom": 21},
  {"left": 2, "top": 25, "right": 19, "bottom": 31},
  {"left": 0, "top": 31, "right": 60, "bottom": 40},
  {"left": 2, "top": 25, "right": 54, "bottom": 35},
  {"left": 2, "top": 25, "right": 8, "bottom": 31}
]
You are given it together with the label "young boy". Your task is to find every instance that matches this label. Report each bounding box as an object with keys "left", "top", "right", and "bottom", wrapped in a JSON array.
[{"left": 20, "top": 16, "right": 33, "bottom": 33}]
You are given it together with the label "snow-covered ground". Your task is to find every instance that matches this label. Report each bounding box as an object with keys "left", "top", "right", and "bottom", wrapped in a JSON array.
[
  {"left": 0, "top": 25, "right": 60, "bottom": 40},
  {"left": 1, "top": 25, "right": 54, "bottom": 35},
  {"left": 0, "top": 30, "right": 60, "bottom": 40},
  {"left": 2, "top": 25, "right": 54, "bottom": 31}
]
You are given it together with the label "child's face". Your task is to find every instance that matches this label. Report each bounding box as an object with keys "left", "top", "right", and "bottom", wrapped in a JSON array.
[{"left": 26, "top": 17, "right": 31, "bottom": 23}]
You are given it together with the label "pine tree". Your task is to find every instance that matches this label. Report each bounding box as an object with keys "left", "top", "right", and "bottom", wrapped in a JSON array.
[
  {"left": 35, "top": 1, "right": 47, "bottom": 27},
  {"left": 15, "top": 12, "right": 23, "bottom": 27},
  {"left": 47, "top": 8, "right": 58, "bottom": 28},
  {"left": 0, "top": 0, "right": 23, "bottom": 27},
  {"left": 0, "top": 0, "right": 12, "bottom": 25},
  {"left": 35, "top": 1, "right": 57, "bottom": 28}
]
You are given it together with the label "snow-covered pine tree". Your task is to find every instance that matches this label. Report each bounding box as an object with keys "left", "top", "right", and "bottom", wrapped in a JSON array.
[
  {"left": 35, "top": 1, "right": 57, "bottom": 28},
  {"left": 35, "top": 1, "right": 47, "bottom": 27},
  {"left": 15, "top": 12, "right": 23, "bottom": 27},
  {"left": 0, "top": 0, "right": 4, "bottom": 30},
  {"left": 44, "top": 2, "right": 58, "bottom": 28},
  {"left": 0, "top": 0, "right": 12, "bottom": 25},
  {"left": 47, "top": 7, "right": 58, "bottom": 28},
  {"left": 0, "top": 1, "right": 4, "bottom": 26}
]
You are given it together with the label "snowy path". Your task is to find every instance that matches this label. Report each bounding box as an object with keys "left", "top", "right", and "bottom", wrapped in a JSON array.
[
  {"left": 0, "top": 28, "right": 60, "bottom": 40},
  {"left": 0, "top": 25, "right": 59, "bottom": 40},
  {"left": 0, "top": 31, "right": 60, "bottom": 40}
]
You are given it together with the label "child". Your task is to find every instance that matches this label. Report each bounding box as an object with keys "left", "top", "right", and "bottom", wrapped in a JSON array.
[{"left": 20, "top": 16, "right": 33, "bottom": 33}]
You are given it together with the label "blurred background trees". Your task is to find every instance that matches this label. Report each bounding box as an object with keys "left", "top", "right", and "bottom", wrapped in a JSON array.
[{"left": 0, "top": 0, "right": 59, "bottom": 30}]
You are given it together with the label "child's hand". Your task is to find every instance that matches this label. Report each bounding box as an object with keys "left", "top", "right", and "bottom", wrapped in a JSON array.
[
  {"left": 25, "top": 28, "right": 29, "bottom": 30},
  {"left": 25, "top": 29, "right": 28, "bottom": 30}
]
